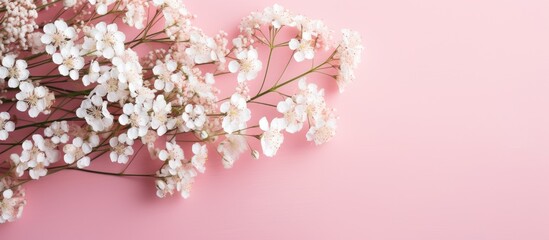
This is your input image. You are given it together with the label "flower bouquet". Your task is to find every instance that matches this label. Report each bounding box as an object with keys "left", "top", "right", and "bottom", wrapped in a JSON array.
[{"left": 0, "top": 0, "right": 363, "bottom": 223}]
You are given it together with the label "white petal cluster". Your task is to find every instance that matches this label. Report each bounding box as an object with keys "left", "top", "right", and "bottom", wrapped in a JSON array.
[
  {"left": 336, "top": 29, "right": 364, "bottom": 92},
  {"left": 44, "top": 121, "right": 70, "bottom": 144},
  {"left": 220, "top": 93, "right": 251, "bottom": 134},
  {"left": 76, "top": 95, "right": 114, "bottom": 132},
  {"left": 191, "top": 143, "right": 207, "bottom": 173},
  {"left": 52, "top": 44, "right": 84, "bottom": 80},
  {"left": 150, "top": 95, "right": 173, "bottom": 136},
  {"left": 11, "top": 134, "right": 58, "bottom": 179},
  {"left": 0, "top": 178, "right": 26, "bottom": 224},
  {"left": 217, "top": 134, "right": 248, "bottom": 168},
  {"left": 88, "top": 22, "right": 126, "bottom": 59},
  {"left": 289, "top": 32, "right": 315, "bottom": 62},
  {"left": 0, "top": 55, "right": 29, "bottom": 88},
  {"left": 259, "top": 117, "right": 285, "bottom": 157},
  {"left": 41, "top": 20, "right": 76, "bottom": 54},
  {"left": 119, "top": 101, "right": 151, "bottom": 140},
  {"left": 16, "top": 82, "right": 54, "bottom": 118},
  {"left": 228, "top": 48, "right": 262, "bottom": 82},
  {"left": 109, "top": 133, "right": 134, "bottom": 164},
  {"left": 122, "top": 0, "right": 148, "bottom": 29},
  {"left": 155, "top": 142, "right": 196, "bottom": 199},
  {"left": 88, "top": 0, "right": 116, "bottom": 15},
  {"left": 153, "top": 57, "right": 180, "bottom": 92},
  {"left": 0, "top": 112, "right": 15, "bottom": 141},
  {"left": 277, "top": 98, "right": 306, "bottom": 133},
  {"left": 181, "top": 104, "right": 206, "bottom": 131},
  {"left": 63, "top": 135, "right": 99, "bottom": 169}
]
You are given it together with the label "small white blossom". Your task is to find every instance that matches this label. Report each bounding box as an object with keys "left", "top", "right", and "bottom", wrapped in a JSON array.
[
  {"left": 123, "top": 0, "right": 147, "bottom": 29},
  {"left": 0, "top": 178, "right": 26, "bottom": 224},
  {"left": 0, "top": 112, "right": 15, "bottom": 141},
  {"left": 119, "top": 101, "right": 151, "bottom": 139},
  {"left": 150, "top": 95, "right": 172, "bottom": 136},
  {"left": 191, "top": 143, "right": 207, "bottom": 173},
  {"left": 153, "top": 58, "right": 180, "bottom": 92},
  {"left": 88, "top": 0, "right": 116, "bottom": 15},
  {"left": 228, "top": 48, "right": 262, "bottom": 82},
  {"left": 158, "top": 141, "right": 184, "bottom": 162},
  {"left": 217, "top": 134, "right": 248, "bottom": 168},
  {"left": 220, "top": 93, "right": 251, "bottom": 134},
  {"left": 76, "top": 95, "right": 114, "bottom": 131},
  {"left": 277, "top": 98, "right": 306, "bottom": 133},
  {"left": 91, "top": 22, "right": 125, "bottom": 59},
  {"left": 259, "top": 117, "right": 285, "bottom": 157},
  {"left": 289, "top": 32, "right": 315, "bottom": 62},
  {"left": 44, "top": 121, "right": 70, "bottom": 144},
  {"left": 93, "top": 69, "right": 129, "bottom": 103},
  {"left": 11, "top": 134, "right": 58, "bottom": 179},
  {"left": 63, "top": 137, "right": 91, "bottom": 169},
  {"left": 41, "top": 20, "right": 76, "bottom": 54},
  {"left": 181, "top": 104, "right": 206, "bottom": 130},
  {"left": 306, "top": 111, "right": 337, "bottom": 145},
  {"left": 0, "top": 55, "right": 29, "bottom": 88},
  {"left": 16, "top": 82, "right": 53, "bottom": 118},
  {"left": 109, "top": 133, "right": 134, "bottom": 164},
  {"left": 336, "top": 29, "right": 363, "bottom": 92},
  {"left": 155, "top": 141, "right": 197, "bottom": 199},
  {"left": 52, "top": 43, "right": 84, "bottom": 80}
]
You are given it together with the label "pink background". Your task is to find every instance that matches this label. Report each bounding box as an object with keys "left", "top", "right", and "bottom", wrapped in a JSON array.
[{"left": 2, "top": 0, "right": 549, "bottom": 239}]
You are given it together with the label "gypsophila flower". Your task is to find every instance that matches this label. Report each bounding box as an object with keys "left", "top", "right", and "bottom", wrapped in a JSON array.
[
  {"left": 191, "top": 143, "right": 207, "bottom": 173},
  {"left": 16, "top": 82, "right": 54, "bottom": 118},
  {"left": 295, "top": 78, "right": 326, "bottom": 117},
  {"left": 123, "top": 0, "right": 148, "bottom": 29},
  {"left": 82, "top": 60, "right": 108, "bottom": 86},
  {"left": 217, "top": 134, "right": 248, "bottom": 168},
  {"left": 0, "top": 177, "right": 26, "bottom": 224},
  {"left": 76, "top": 95, "right": 114, "bottom": 132},
  {"left": 44, "top": 121, "right": 70, "bottom": 144},
  {"left": 11, "top": 134, "right": 58, "bottom": 179},
  {"left": 41, "top": 20, "right": 76, "bottom": 54},
  {"left": 220, "top": 93, "right": 251, "bottom": 134},
  {"left": 158, "top": 141, "right": 184, "bottom": 162},
  {"left": 119, "top": 101, "right": 152, "bottom": 139},
  {"left": 91, "top": 22, "right": 126, "bottom": 59},
  {"left": 277, "top": 98, "right": 306, "bottom": 133},
  {"left": 182, "top": 104, "right": 206, "bottom": 131},
  {"left": 151, "top": 95, "right": 172, "bottom": 136},
  {"left": 0, "top": 112, "right": 14, "bottom": 141},
  {"left": 156, "top": 141, "right": 198, "bottom": 199},
  {"left": 335, "top": 29, "right": 364, "bottom": 92},
  {"left": 153, "top": 57, "right": 180, "bottom": 92},
  {"left": 0, "top": 55, "right": 29, "bottom": 88},
  {"left": 228, "top": 48, "right": 262, "bottom": 82},
  {"left": 52, "top": 43, "right": 85, "bottom": 80},
  {"left": 88, "top": 0, "right": 116, "bottom": 15},
  {"left": 0, "top": 0, "right": 38, "bottom": 54},
  {"left": 289, "top": 32, "right": 315, "bottom": 62},
  {"left": 186, "top": 30, "right": 222, "bottom": 64},
  {"left": 306, "top": 110, "right": 337, "bottom": 145},
  {"left": 93, "top": 69, "right": 129, "bottom": 103},
  {"left": 63, "top": 137, "right": 91, "bottom": 169},
  {"left": 259, "top": 117, "right": 285, "bottom": 157},
  {"left": 109, "top": 133, "right": 134, "bottom": 164}
]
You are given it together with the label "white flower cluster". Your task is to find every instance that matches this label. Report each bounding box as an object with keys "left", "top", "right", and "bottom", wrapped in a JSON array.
[
  {"left": 155, "top": 142, "right": 207, "bottom": 198},
  {"left": 0, "top": 177, "right": 26, "bottom": 224},
  {"left": 0, "top": 2, "right": 362, "bottom": 223},
  {"left": 0, "top": 0, "right": 38, "bottom": 54}
]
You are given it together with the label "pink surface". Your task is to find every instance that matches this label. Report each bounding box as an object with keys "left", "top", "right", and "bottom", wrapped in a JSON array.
[{"left": 2, "top": 0, "right": 549, "bottom": 239}]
